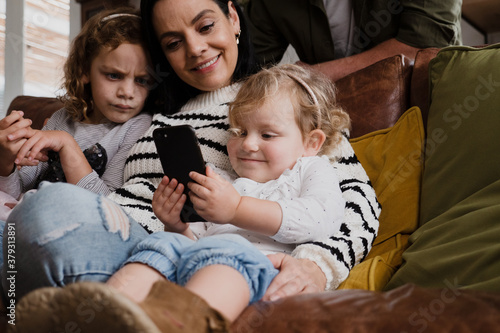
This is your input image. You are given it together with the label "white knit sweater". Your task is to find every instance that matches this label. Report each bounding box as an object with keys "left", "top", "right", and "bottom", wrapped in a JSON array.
[{"left": 109, "top": 83, "right": 380, "bottom": 290}]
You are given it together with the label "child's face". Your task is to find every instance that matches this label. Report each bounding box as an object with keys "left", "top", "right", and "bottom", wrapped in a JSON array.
[
  {"left": 227, "top": 93, "right": 311, "bottom": 183},
  {"left": 84, "top": 43, "right": 150, "bottom": 124}
]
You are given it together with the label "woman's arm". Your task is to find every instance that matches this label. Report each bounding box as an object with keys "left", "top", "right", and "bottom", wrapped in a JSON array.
[
  {"left": 301, "top": 38, "right": 419, "bottom": 82},
  {"left": 292, "top": 136, "right": 381, "bottom": 290}
]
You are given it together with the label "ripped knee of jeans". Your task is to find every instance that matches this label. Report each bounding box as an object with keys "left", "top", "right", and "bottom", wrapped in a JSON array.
[
  {"left": 37, "top": 223, "right": 82, "bottom": 246},
  {"left": 100, "top": 197, "right": 130, "bottom": 241}
]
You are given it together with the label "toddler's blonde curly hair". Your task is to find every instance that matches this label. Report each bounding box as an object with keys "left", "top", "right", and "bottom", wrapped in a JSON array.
[{"left": 229, "top": 64, "right": 351, "bottom": 155}]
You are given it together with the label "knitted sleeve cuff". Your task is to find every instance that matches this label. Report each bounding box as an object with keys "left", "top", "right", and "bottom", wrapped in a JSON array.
[{"left": 292, "top": 243, "right": 349, "bottom": 291}]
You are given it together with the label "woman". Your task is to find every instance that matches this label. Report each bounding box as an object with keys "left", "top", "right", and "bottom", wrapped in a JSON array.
[{"left": 4, "top": 0, "right": 379, "bottom": 331}]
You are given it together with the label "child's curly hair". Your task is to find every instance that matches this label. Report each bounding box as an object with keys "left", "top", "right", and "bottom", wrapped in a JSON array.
[
  {"left": 229, "top": 64, "right": 351, "bottom": 156},
  {"left": 59, "top": 7, "right": 147, "bottom": 122}
]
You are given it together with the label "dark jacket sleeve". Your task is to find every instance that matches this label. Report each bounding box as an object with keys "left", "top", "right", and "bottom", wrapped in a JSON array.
[
  {"left": 397, "top": 0, "right": 462, "bottom": 48},
  {"left": 245, "top": 0, "right": 462, "bottom": 66},
  {"left": 244, "top": 0, "right": 290, "bottom": 65}
]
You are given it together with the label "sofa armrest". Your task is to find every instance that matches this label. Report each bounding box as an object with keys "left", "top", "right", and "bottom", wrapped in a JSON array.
[{"left": 232, "top": 283, "right": 500, "bottom": 332}]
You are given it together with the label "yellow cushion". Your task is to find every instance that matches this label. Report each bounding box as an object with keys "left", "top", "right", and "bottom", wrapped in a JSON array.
[{"left": 338, "top": 106, "right": 424, "bottom": 290}]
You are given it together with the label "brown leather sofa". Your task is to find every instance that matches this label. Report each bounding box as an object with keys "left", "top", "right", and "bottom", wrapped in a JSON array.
[{"left": 4, "top": 47, "right": 500, "bottom": 332}]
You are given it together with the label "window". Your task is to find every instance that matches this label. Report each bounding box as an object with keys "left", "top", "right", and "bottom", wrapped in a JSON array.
[
  {"left": 0, "top": 0, "right": 70, "bottom": 117},
  {"left": 0, "top": 0, "right": 5, "bottom": 114}
]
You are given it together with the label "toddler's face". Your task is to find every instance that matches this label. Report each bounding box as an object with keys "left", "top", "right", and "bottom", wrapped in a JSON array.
[
  {"left": 83, "top": 43, "right": 151, "bottom": 124},
  {"left": 227, "top": 93, "right": 308, "bottom": 183}
]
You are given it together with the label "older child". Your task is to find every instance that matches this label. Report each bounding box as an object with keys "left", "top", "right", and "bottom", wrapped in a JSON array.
[
  {"left": 0, "top": 7, "right": 152, "bottom": 214},
  {"left": 117, "top": 64, "right": 351, "bottom": 322}
]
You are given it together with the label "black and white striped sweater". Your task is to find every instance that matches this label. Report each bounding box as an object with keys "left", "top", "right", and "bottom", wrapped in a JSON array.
[{"left": 108, "top": 83, "right": 380, "bottom": 290}]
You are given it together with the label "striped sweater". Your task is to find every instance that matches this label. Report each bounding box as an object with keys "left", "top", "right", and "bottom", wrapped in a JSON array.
[
  {"left": 108, "top": 82, "right": 380, "bottom": 290},
  {"left": 293, "top": 136, "right": 381, "bottom": 289}
]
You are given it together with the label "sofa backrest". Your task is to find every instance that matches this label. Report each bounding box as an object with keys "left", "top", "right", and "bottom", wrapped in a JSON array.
[
  {"left": 7, "top": 95, "right": 64, "bottom": 130},
  {"left": 6, "top": 50, "right": 439, "bottom": 135}
]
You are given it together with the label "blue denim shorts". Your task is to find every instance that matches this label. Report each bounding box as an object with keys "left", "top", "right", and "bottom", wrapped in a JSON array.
[{"left": 125, "top": 232, "right": 279, "bottom": 303}]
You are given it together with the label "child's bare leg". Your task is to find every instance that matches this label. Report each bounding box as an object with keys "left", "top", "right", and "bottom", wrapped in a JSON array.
[
  {"left": 106, "top": 262, "right": 163, "bottom": 303},
  {"left": 185, "top": 264, "right": 250, "bottom": 321}
]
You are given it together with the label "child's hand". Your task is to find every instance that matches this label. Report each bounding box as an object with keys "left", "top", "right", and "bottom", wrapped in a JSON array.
[
  {"left": 15, "top": 130, "right": 71, "bottom": 165},
  {"left": 17, "top": 130, "right": 95, "bottom": 186},
  {"left": 188, "top": 166, "right": 241, "bottom": 223},
  {"left": 152, "top": 176, "right": 189, "bottom": 234},
  {"left": 0, "top": 111, "right": 36, "bottom": 175}
]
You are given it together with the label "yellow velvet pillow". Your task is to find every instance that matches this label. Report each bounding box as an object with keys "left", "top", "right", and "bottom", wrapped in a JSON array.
[{"left": 338, "top": 106, "right": 424, "bottom": 290}]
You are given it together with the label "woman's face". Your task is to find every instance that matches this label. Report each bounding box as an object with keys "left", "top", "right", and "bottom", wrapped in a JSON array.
[{"left": 152, "top": 0, "right": 240, "bottom": 92}]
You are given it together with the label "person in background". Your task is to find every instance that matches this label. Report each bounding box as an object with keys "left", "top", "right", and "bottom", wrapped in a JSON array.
[{"left": 244, "top": 0, "right": 462, "bottom": 81}]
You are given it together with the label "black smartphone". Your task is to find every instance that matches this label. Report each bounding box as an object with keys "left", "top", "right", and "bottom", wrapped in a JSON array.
[{"left": 153, "top": 125, "right": 206, "bottom": 222}]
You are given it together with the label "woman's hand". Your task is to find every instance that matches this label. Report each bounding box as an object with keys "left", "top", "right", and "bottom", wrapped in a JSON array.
[
  {"left": 152, "top": 176, "right": 190, "bottom": 234},
  {"left": 0, "top": 111, "right": 36, "bottom": 175},
  {"left": 188, "top": 166, "right": 241, "bottom": 223},
  {"left": 263, "top": 253, "right": 327, "bottom": 301}
]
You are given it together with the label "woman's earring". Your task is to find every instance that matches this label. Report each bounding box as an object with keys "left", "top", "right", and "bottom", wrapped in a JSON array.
[{"left": 236, "top": 30, "right": 241, "bottom": 45}]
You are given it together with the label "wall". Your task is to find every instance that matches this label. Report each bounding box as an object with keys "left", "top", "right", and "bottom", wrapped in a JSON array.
[{"left": 461, "top": 17, "right": 500, "bottom": 45}]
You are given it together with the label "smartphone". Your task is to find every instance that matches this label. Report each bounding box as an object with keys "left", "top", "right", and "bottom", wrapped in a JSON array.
[{"left": 153, "top": 125, "right": 206, "bottom": 222}]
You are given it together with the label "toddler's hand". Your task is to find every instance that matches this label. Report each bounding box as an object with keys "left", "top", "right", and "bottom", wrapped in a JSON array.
[
  {"left": 188, "top": 166, "right": 241, "bottom": 223},
  {"left": 152, "top": 176, "right": 189, "bottom": 233}
]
